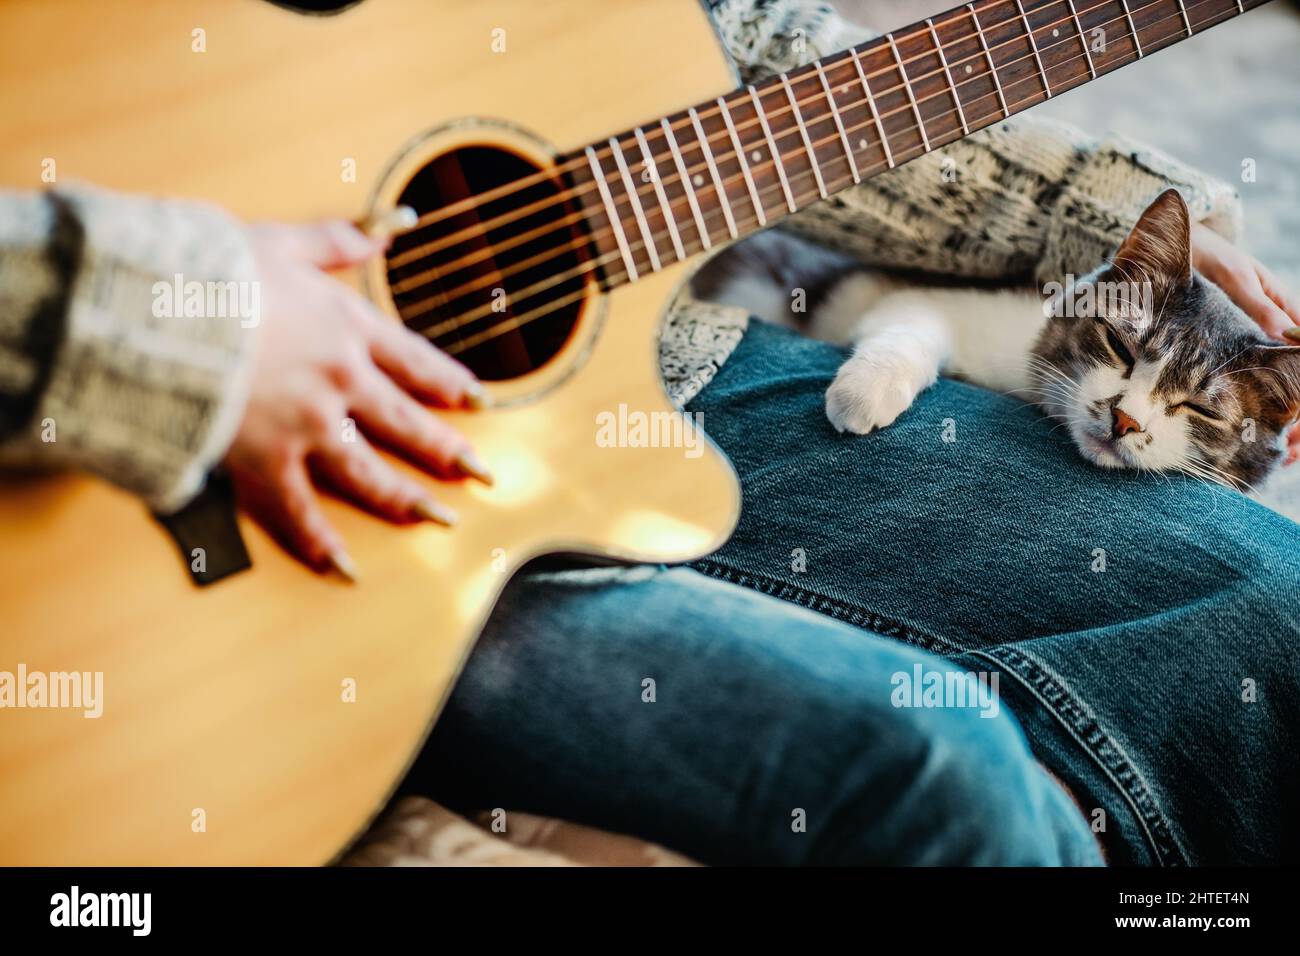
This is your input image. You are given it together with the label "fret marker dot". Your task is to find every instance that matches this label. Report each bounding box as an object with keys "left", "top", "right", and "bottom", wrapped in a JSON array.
[
  {"left": 693, "top": 174, "right": 704, "bottom": 187},
  {"left": 858, "top": 138, "right": 868, "bottom": 151},
  {"left": 965, "top": 65, "right": 973, "bottom": 74},
  {"left": 1052, "top": 28, "right": 1059, "bottom": 37},
  {"left": 751, "top": 150, "right": 762, "bottom": 163}
]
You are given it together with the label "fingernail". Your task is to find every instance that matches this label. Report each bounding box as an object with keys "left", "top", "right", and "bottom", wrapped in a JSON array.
[
  {"left": 413, "top": 498, "right": 458, "bottom": 526},
  {"left": 465, "top": 382, "right": 493, "bottom": 410},
  {"left": 455, "top": 450, "right": 494, "bottom": 486},
  {"left": 361, "top": 205, "right": 418, "bottom": 239},
  {"left": 1283, "top": 327, "right": 1300, "bottom": 343},
  {"left": 327, "top": 548, "right": 360, "bottom": 583}
]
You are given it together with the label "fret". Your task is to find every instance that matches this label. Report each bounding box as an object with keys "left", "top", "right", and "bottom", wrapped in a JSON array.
[
  {"left": 850, "top": 50, "right": 895, "bottom": 168},
  {"left": 926, "top": 17, "right": 968, "bottom": 136},
  {"left": 887, "top": 34, "right": 930, "bottom": 151},
  {"left": 584, "top": 145, "right": 637, "bottom": 281},
  {"left": 748, "top": 85, "right": 797, "bottom": 212},
  {"left": 793, "top": 70, "right": 858, "bottom": 193},
  {"left": 930, "top": 8, "right": 1000, "bottom": 130},
  {"left": 813, "top": 62, "right": 861, "bottom": 183},
  {"left": 717, "top": 96, "right": 766, "bottom": 227},
  {"left": 1134, "top": 0, "right": 1203, "bottom": 53},
  {"left": 1020, "top": 0, "right": 1094, "bottom": 99},
  {"left": 1060, "top": 0, "right": 1221, "bottom": 86},
  {"left": 633, "top": 127, "right": 684, "bottom": 262},
  {"left": 659, "top": 117, "right": 711, "bottom": 251},
  {"left": 687, "top": 106, "right": 738, "bottom": 240},
  {"left": 779, "top": 72, "right": 828, "bottom": 198},
  {"left": 1116, "top": 0, "right": 1144, "bottom": 57},
  {"left": 607, "top": 136, "right": 660, "bottom": 272},
  {"left": 1171, "top": 0, "right": 1244, "bottom": 39},
  {"left": 968, "top": 3, "right": 1010, "bottom": 117},
  {"left": 1014, "top": 0, "right": 1052, "bottom": 98},
  {"left": 1064, "top": 0, "right": 1097, "bottom": 79}
]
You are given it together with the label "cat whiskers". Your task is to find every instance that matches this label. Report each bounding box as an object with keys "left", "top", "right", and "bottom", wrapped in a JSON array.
[
  {"left": 1204, "top": 345, "right": 1256, "bottom": 382},
  {"left": 1004, "top": 379, "right": 1086, "bottom": 438},
  {"left": 1179, "top": 454, "right": 1252, "bottom": 495},
  {"left": 1025, "top": 354, "right": 1080, "bottom": 389},
  {"left": 1220, "top": 365, "right": 1277, "bottom": 383},
  {"left": 1174, "top": 462, "right": 1230, "bottom": 518},
  {"left": 1006, "top": 379, "right": 1076, "bottom": 409},
  {"left": 1045, "top": 414, "right": 1091, "bottom": 441},
  {"left": 1023, "top": 355, "right": 1082, "bottom": 421},
  {"left": 1134, "top": 456, "right": 1175, "bottom": 490}
]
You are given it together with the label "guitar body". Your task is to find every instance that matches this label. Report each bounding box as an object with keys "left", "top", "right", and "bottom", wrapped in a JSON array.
[{"left": 0, "top": 0, "right": 740, "bottom": 864}]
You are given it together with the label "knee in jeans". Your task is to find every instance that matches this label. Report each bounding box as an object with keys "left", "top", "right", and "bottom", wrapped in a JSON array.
[
  {"left": 826, "top": 700, "right": 1088, "bottom": 865},
  {"left": 927, "top": 713, "right": 1075, "bottom": 864}
]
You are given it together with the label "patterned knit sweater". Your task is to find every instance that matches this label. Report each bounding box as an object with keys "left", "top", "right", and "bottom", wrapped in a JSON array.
[{"left": 0, "top": 0, "right": 1243, "bottom": 511}]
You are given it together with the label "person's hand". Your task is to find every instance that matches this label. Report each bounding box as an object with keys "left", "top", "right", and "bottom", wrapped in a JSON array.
[
  {"left": 1191, "top": 222, "right": 1300, "bottom": 337},
  {"left": 224, "top": 219, "right": 490, "bottom": 577},
  {"left": 1190, "top": 222, "right": 1300, "bottom": 463}
]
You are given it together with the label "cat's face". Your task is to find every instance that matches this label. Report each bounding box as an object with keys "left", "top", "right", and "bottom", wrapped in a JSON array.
[{"left": 1033, "top": 190, "right": 1300, "bottom": 490}]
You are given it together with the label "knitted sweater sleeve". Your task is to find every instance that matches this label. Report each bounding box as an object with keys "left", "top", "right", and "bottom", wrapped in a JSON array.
[{"left": 0, "top": 184, "right": 259, "bottom": 512}]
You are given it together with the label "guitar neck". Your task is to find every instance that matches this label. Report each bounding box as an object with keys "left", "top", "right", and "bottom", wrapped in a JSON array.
[{"left": 573, "top": 0, "right": 1266, "bottom": 287}]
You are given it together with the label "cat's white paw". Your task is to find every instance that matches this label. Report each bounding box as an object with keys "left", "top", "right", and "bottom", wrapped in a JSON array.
[{"left": 825, "top": 352, "right": 930, "bottom": 435}]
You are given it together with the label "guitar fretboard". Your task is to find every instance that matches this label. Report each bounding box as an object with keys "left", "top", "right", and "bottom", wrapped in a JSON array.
[{"left": 571, "top": 0, "right": 1264, "bottom": 287}]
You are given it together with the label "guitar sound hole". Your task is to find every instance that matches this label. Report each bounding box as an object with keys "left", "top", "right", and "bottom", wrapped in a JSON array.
[{"left": 385, "top": 145, "right": 589, "bottom": 381}]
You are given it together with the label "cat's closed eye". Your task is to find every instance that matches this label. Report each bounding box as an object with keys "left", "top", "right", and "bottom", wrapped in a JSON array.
[
  {"left": 1100, "top": 323, "right": 1135, "bottom": 368},
  {"left": 1170, "top": 400, "right": 1223, "bottom": 421}
]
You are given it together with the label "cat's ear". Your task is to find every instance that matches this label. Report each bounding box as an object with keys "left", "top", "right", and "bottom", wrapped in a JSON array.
[
  {"left": 1251, "top": 344, "right": 1300, "bottom": 419},
  {"left": 1112, "top": 188, "right": 1192, "bottom": 289}
]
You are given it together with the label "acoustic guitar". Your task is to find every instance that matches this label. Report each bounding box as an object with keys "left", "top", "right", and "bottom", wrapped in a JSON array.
[{"left": 0, "top": 0, "right": 1266, "bottom": 863}]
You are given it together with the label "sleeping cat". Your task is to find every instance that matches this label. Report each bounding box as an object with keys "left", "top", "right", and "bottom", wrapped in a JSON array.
[{"left": 702, "top": 189, "right": 1300, "bottom": 496}]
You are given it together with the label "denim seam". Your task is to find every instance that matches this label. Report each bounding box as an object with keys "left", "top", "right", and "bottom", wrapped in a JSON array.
[
  {"left": 691, "top": 559, "right": 965, "bottom": 658},
  {"left": 693, "top": 558, "right": 1187, "bottom": 867},
  {"left": 965, "top": 644, "right": 1187, "bottom": 867}
]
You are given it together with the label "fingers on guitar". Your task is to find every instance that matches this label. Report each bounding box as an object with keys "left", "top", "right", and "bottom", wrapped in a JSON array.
[
  {"left": 368, "top": 317, "right": 484, "bottom": 409},
  {"left": 257, "top": 456, "right": 345, "bottom": 573},
  {"left": 312, "top": 433, "right": 455, "bottom": 527},
  {"left": 254, "top": 219, "right": 385, "bottom": 270},
  {"left": 348, "top": 369, "right": 479, "bottom": 480}
]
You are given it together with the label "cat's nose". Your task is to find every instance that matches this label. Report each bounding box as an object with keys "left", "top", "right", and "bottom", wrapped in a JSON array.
[{"left": 1112, "top": 407, "right": 1143, "bottom": 438}]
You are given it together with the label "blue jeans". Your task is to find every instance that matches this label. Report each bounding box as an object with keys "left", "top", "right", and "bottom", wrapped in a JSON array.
[{"left": 407, "top": 322, "right": 1300, "bottom": 865}]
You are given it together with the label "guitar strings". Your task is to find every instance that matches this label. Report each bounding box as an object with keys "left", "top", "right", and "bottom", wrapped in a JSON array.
[
  {"left": 428, "top": 42, "right": 1125, "bottom": 348},
  {"left": 385, "top": 0, "right": 1021, "bottom": 244},
  {"left": 388, "top": 0, "right": 1094, "bottom": 274},
  {"left": 389, "top": 0, "right": 1099, "bottom": 247},
  {"left": 391, "top": 0, "right": 1161, "bottom": 310},
  {"left": 430, "top": 0, "right": 1239, "bottom": 357},
  {"left": 404, "top": 38, "right": 1077, "bottom": 327},
  {"left": 395, "top": 0, "right": 1216, "bottom": 325},
  {"left": 387, "top": 0, "right": 1077, "bottom": 287},
  {"left": 418, "top": 3, "right": 1216, "bottom": 356},
  {"left": 387, "top": 0, "right": 1231, "bottom": 276},
  {"left": 419, "top": 0, "right": 1231, "bottom": 352},
  {"left": 388, "top": 0, "right": 1232, "bottom": 329},
  {"left": 398, "top": 0, "right": 1169, "bottom": 319}
]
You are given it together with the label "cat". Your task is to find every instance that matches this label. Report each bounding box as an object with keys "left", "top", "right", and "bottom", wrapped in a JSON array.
[{"left": 700, "top": 189, "right": 1300, "bottom": 499}]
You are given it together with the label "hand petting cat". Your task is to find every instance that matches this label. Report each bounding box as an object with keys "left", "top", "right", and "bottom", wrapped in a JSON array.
[
  {"left": 1191, "top": 223, "right": 1300, "bottom": 339},
  {"left": 1190, "top": 222, "right": 1300, "bottom": 463}
]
